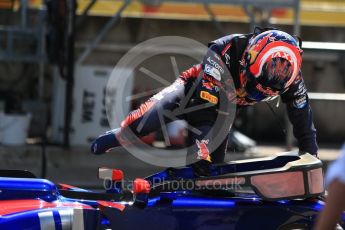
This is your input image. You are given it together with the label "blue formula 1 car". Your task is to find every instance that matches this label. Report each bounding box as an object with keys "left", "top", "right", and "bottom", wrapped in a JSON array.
[{"left": 0, "top": 152, "right": 343, "bottom": 230}]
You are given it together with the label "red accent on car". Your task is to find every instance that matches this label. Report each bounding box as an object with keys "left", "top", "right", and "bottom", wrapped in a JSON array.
[
  {"left": 0, "top": 200, "right": 92, "bottom": 216},
  {"left": 59, "top": 202, "right": 93, "bottom": 210},
  {"left": 112, "top": 169, "right": 124, "bottom": 181},
  {"left": 251, "top": 171, "right": 305, "bottom": 199},
  {"left": 59, "top": 183, "right": 77, "bottom": 190},
  {"left": 97, "top": 201, "right": 125, "bottom": 212},
  {"left": 133, "top": 178, "right": 151, "bottom": 194},
  {"left": 0, "top": 200, "right": 57, "bottom": 216},
  {"left": 307, "top": 168, "right": 324, "bottom": 194}
]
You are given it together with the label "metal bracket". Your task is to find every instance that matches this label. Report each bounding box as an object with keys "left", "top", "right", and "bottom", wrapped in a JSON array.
[
  {"left": 76, "top": 0, "right": 131, "bottom": 65},
  {"left": 0, "top": 0, "right": 46, "bottom": 62}
]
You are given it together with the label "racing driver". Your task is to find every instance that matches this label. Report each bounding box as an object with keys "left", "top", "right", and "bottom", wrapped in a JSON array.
[{"left": 91, "top": 27, "right": 318, "bottom": 176}]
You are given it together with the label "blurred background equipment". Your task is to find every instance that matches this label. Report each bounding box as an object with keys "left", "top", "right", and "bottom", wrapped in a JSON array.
[
  {"left": 50, "top": 65, "right": 134, "bottom": 145},
  {"left": 0, "top": 0, "right": 46, "bottom": 145},
  {"left": 227, "top": 130, "right": 257, "bottom": 153},
  {"left": 0, "top": 112, "right": 31, "bottom": 145},
  {"left": 45, "top": 0, "right": 77, "bottom": 148}
]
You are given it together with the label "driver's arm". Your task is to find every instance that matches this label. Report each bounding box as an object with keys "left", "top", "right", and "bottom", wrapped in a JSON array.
[{"left": 280, "top": 72, "right": 318, "bottom": 155}]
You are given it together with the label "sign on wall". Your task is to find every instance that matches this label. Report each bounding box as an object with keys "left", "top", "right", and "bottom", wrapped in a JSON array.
[{"left": 51, "top": 65, "right": 133, "bottom": 145}]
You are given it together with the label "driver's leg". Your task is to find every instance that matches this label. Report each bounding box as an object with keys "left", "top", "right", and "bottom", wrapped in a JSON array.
[
  {"left": 210, "top": 134, "right": 228, "bottom": 163},
  {"left": 184, "top": 85, "right": 230, "bottom": 175},
  {"left": 186, "top": 122, "right": 228, "bottom": 176},
  {"left": 91, "top": 79, "right": 185, "bottom": 154}
]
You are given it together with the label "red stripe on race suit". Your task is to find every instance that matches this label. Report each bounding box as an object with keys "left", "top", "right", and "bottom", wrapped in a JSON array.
[
  {"left": 121, "top": 65, "right": 202, "bottom": 128},
  {"left": 120, "top": 64, "right": 225, "bottom": 129},
  {"left": 121, "top": 99, "right": 157, "bottom": 128},
  {"left": 0, "top": 200, "right": 93, "bottom": 216},
  {"left": 181, "top": 64, "right": 222, "bottom": 88},
  {"left": 179, "top": 64, "right": 202, "bottom": 81},
  {"left": 221, "top": 43, "right": 231, "bottom": 56}
]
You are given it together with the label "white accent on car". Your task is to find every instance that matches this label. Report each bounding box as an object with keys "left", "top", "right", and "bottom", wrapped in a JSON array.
[
  {"left": 98, "top": 167, "right": 113, "bottom": 180},
  {"left": 58, "top": 209, "right": 74, "bottom": 230},
  {"left": 72, "top": 209, "right": 85, "bottom": 230},
  {"left": 38, "top": 211, "right": 56, "bottom": 230}
]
